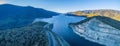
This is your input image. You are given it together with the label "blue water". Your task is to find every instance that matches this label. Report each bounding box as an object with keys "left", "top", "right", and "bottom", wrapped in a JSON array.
[{"left": 34, "top": 14, "right": 104, "bottom": 46}]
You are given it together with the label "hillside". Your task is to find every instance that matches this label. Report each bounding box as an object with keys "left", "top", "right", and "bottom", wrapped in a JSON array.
[
  {"left": 70, "top": 16, "right": 120, "bottom": 46},
  {"left": 70, "top": 9, "right": 120, "bottom": 21}
]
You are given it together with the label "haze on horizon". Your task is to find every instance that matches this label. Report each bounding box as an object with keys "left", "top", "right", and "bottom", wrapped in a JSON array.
[{"left": 0, "top": 0, "right": 119, "bottom": 13}]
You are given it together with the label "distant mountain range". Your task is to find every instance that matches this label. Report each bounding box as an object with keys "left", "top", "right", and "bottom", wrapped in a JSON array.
[
  {"left": 69, "top": 9, "right": 120, "bottom": 21},
  {"left": 70, "top": 16, "right": 120, "bottom": 46},
  {"left": 0, "top": 4, "right": 59, "bottom": 30}
]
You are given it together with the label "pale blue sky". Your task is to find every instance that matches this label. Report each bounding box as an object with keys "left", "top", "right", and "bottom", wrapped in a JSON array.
[{"left": 0, "top": 0, "right": 120, "bottom": 13}]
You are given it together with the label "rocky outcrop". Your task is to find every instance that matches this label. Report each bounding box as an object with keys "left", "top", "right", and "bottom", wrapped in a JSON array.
[
  {"left": 70, "top": 16, "right": 120, "bottom": 46},
  {"left": 0, "top": 21, "right": 69, "bottom": 46}
]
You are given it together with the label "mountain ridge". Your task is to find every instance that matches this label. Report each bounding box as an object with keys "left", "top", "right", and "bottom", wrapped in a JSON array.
[
  {"left": 0, "top": 4, "right": 59, "bottom": 30},
  {"left": 70, "top": 9, "right": 120, "bottom": 21}
]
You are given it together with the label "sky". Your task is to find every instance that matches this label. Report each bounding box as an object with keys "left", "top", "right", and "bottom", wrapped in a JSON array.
[{"left": 0, "top": 0, "right": 119, "bottom": 13}]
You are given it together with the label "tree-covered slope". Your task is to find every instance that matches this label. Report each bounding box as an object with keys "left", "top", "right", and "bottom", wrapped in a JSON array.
[{"left": 0, "top": 21, "right": 69, "bottom": 46}]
